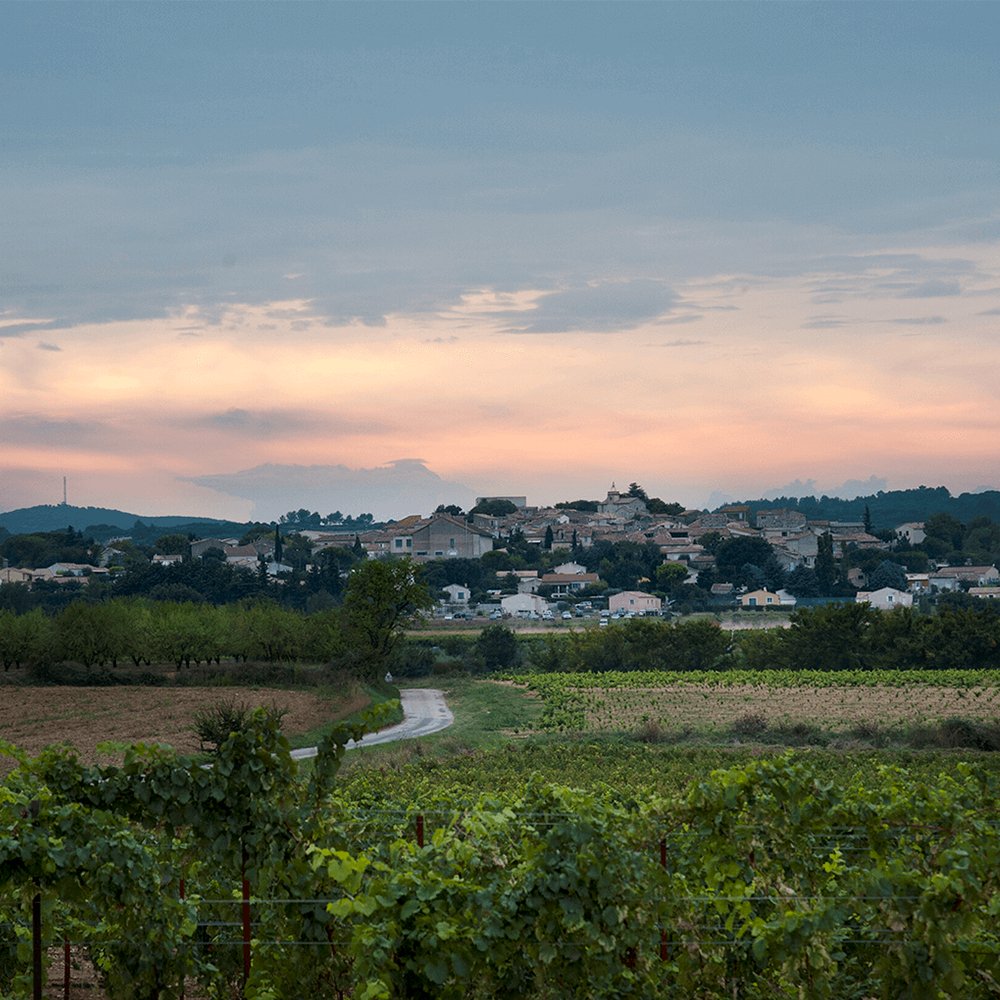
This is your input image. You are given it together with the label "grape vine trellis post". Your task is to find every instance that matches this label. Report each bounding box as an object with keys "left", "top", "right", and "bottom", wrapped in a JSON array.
[
  {"left": 659, "top": 836, "right": 668, "bottom": 963},
  {"left": 27, "top": 798, "right": 40, "bottom": 1000}
]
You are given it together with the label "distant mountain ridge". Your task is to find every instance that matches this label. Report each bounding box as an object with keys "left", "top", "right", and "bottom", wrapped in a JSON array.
[{"left": 0, "top": 504, "right": 244, "bottom": 539}]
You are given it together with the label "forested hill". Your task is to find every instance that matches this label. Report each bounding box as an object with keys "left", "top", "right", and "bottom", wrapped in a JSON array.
[
  {"left": 0, "top": 504, "right": 244, "bottom": 541},
  {"left": 721, "top": 486, "right": 1000, "bottom": 529}
]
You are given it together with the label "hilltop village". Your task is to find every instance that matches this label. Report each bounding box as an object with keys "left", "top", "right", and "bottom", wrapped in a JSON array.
[{"left": 3, "top": 484, "right": 996, "bottom": 619}]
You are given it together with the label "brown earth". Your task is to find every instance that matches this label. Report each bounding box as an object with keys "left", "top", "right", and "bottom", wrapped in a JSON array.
[{"left": 0, "top": 684, "right": 368, "bottom": 771}]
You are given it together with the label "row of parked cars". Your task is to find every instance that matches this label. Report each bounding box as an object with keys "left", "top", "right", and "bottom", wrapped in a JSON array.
[{"left": 437, "top": 602, "right": 670, "bottom": 625}]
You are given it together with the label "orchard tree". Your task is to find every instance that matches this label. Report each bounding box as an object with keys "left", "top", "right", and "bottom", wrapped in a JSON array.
[{"left": 55, "top": 600, "right": 131, "bottom": 669}]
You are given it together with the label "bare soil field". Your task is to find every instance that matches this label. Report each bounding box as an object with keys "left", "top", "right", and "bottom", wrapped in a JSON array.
[
  {"left": 0, "top": 685, "right": 368, "bottom": 770},
  {"left": 579, "top": 683, "right": 1000, "bottom": 734}
]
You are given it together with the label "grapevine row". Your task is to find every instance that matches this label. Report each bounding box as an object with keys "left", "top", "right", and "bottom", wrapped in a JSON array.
[{"left": 2, "top": 717, "right": 998, "bottom": 998}]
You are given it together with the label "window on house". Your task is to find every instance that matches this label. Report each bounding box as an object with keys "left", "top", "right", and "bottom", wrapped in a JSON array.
[
  {"left": 394, "top": 539, "right": 403, "bottom": 549},
  {"left": 449, "top": 538, "right": 455, "bottom": 549}
]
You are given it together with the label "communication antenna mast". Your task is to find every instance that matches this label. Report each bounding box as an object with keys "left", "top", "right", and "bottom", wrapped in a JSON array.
[{"left": 62, "top": 476, "right": 68, "bottom": 506}]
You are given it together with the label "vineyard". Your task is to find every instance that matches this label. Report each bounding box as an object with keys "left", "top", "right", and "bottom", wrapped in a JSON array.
[
  {"left": 502, "top": 669, "right": 1000, "bottom": 748},
  {"left": 2, "top": 694, "right": 999, "bottom": 999},
  {"left": 2, "top": 652, "right": 1000, "bottom": 998}
]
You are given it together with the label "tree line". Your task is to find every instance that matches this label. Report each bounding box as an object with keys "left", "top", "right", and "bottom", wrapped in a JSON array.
[
  {"left": 5, "top": 586, "right": 1000, "bottom": 681},
  {"left": 0, "top": 559, "right": 431, "bottom": 682},
  {"left": 505, "top": 602, "right": 1000, "bottom": 674}
]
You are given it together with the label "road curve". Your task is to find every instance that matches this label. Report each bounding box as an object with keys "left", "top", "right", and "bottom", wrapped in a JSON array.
[{"left": 290, "top": 688, "right": 453, "bottom": 761}]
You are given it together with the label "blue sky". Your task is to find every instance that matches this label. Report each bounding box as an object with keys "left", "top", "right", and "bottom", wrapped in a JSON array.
[{"left": 2, "top": 3, "right": 999, "bottom": 519}]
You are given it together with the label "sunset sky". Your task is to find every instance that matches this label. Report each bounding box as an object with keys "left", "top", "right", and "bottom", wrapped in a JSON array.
[{"left": 3, "top": 3, "right": 999, "bottom": 521}]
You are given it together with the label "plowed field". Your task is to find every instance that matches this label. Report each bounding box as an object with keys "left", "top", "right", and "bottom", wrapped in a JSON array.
[{"left": 0, "top": 685, "right": 367, "bottom": 769}]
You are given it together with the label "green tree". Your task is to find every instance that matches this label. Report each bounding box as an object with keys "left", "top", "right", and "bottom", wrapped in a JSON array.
[
  {"left": 646, "top": 497, "right": 686, "bottom": 516},
  {"left": 480, "top": 549, "right": 515, "bottom": 573},
  {"left": 785, "top": 565, "right": 820, "bottom": 598},
  {"left": 714, "top": 537, "right": 775, "bottom": 589},
  {"left": 784, "top": 603, "right": 874, "bottom": 670},
  {"left": 96, "top": 539, "right": 149, "bottom": 575},
  {"left": 924, "top": 511, "right": 964, "bottom": 548},
  {"left": 867, "top": 560, "right": 907, "bottom": 591},
  {"left": 815, "top": 531, "right": 836, "bottom": 594},
  {"left": 697, "top": 531, "right": 723, "bottom": 555},
  {"left": 342, "top": 559, "right": 432, "bottom": 680},
  {"left": 307, "top": 545, "right": 357, "bottom": 599},
  {"left": 0, "top": 607, "right": 52, "bottom": 670},
  {"left": 963, "top": 517, "right": 1000, "bottom": 564},
  {"left": 281, "top": 533, "right": 312, "bottom": 572},
  {"left": 475, "top": 623, "right": 519, "bottom": 672},
  {"left": 654, "top": 561, "right": 688, "bottom": 596},
  {"left": 555, "top": 499, "right": 599, "bottom": 512},
  {"left": 55, "top": 600, "right": 131, "bottom": 669},
  {"left": 153, "top": 533, "right": 190, "bottom": 556},
  {"left": 468, "top": 499, "right": 518, "bottom": 517},
  {"left": 0, "top": 581, "right": 32, "bottom": 613}
]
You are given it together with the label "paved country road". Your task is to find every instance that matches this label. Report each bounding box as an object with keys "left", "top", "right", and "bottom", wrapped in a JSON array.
[{"left": 290, "top": 688, "right": 453, "bottom": 761}]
